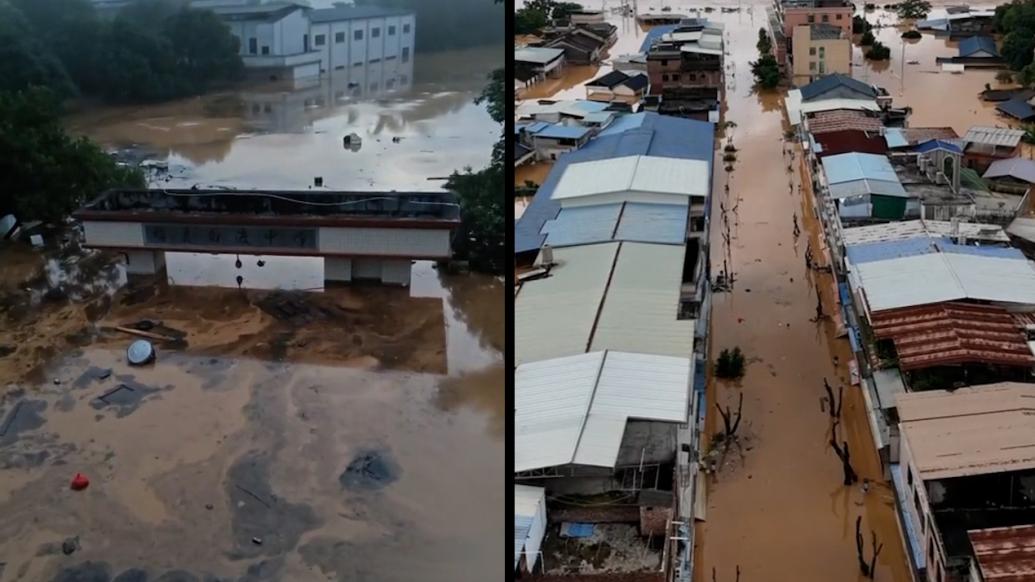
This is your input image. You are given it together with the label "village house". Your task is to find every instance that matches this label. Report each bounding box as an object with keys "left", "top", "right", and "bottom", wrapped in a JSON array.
[
  {"left": 585, "top": 71, "right": 650, "bottom": 103},
  {"left": 515, "top": 47, "right": 567, "bottom": 87},
  {"left": 790, "top": 23, "right": 850, "bottom": 83},
  {"left": 515, "top": 121, "right": 593, "bottom": 162},
  {"left": 917, "top": 8, "right": 996, "bottom": 37},
  {"left": 769, "top": 0, "right": 853, "bottom": 70},
  {"left": 983, "top": 158, "right": 1035, "bottom": 194},
  {"left": 960, "top": 126, "right": 1025, "bottom": 173},
  {"left": 892, "top": 385, "right": 1035, "bottom": 582},
  {"left": 645, "top": 22, "right": 724, "bottom": 96},
  {"left": 545, "top": 29, "right": 606, "bottom": 65},
  {"left": 937, "top": 36, "right": 1004, "bottom": 67}
]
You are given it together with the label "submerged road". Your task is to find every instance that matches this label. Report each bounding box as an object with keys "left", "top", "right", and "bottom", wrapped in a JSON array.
[{"left": 693, "top": 5, "right": 912, "bottom": 582}]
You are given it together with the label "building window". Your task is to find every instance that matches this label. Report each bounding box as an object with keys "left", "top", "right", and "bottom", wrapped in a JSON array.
[
  {"left": 335, "top": 65, "right": 345, "bottom": 70},
  {"left": 388, "top": 25, "right": 396, "bottom": 35},
  {"left": 369, "top": 58, "right": 381, "bottom": 63},
  {"left": 807, "top": 15, "right": 815, "bottom": 22},
  {"left": 403, "top": 23, "right": 411, "bottom": 33},
  {"left": 821, "top": 14, "right": 829, "bottom": 22},
  {"left": 928, "top": 537, "right": 935, "bottom": 565},
  {"left": 819, "top": 47, "right": 825, "bottom": 55},
  {"left": 353, "top": 61, "right": 363, "bottom": 67},
  {"left": 315, "top": 34, "right": 326, "bottom": 46},
  {"left": 660, "top": 59, "right": 669, "bottom": 66},
  {"left": 386, "top": 55, "right": 396, "bottom": 60},
  {"left": 662, "top": 74, "right": 669, "bottom": 81},
  {"left": 836, "top": 13, "right": 843, "bottom": 19},
  {"left": 402, "top": 46, "right": 410, "bottom": 62},
  {"left": 689, "top": 73, "right": 697, "bottom": 81},
  {"left": 263, "top": 104, "right": 271, "bottom": 113},
  {"left": 372, "top": 27, "right": 381, "bottom": 38},
  {"left": 809, "top": 62, "right": 816, "bottom": 71},
  {"left": 335, "top": 31, "right": 345, "bottom": 43},
  {"left": 355, "top": 29, "right": 364, "bottom": 41},
  {"left": 249, "top": 38, "right": 257, "bottom": 54},
  {"left": 262, "top": 46, "right": 270, "bottom": 55},
  {"left": 809, "top": 47, "right": 816, "bottom": 55}
]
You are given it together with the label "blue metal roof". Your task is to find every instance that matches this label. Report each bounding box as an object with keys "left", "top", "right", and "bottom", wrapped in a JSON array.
[
  {"left": 515, "top": 121, "right": 550, "bottom": 136},
  {"left": 542, "top": 204, "right": 622, "bottom": 247},
  {"left": 515, "top": 113, "right": 715, "bottom": 254},
  {"left": 884, "top": 128, "right": 909, "bottom": 149},
  {"left": 997, "top": 98, "right": 1035, "bottom": 121},
  {"left": 845, "top": 237, "right": 940, "bottom": 264},
  {"left": 822, "top": 152, "right": 902, "bottom": 185},
  {"left": 639, "top": 24, "right": 678, "bottom": 52},
  {"left": 597, "top": 112, "right": 647, "bottom": 136},
  {"left": 535, "top": 124, "right": 591, "bottom": 140},
  {"left": 799, "top": 74, "right": 878, "bottom": 101},
  {"left": 614, "top": 203, "right": 689, "bottom": 244},
  {"left": 915, "top": 139, "right": 963, "bottom": 155},
  {"left": 959, "top": 35, "right": 999, "bottom": 58}
]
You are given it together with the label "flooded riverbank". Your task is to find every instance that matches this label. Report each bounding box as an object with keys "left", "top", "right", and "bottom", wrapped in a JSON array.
[{"left": 0, "top": 43, "right": 503, "bottom": 581}]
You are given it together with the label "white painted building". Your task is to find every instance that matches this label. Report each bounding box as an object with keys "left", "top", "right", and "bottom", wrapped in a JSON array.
[{"left": 308, "top": 6, "right": 415, "bottom": 75}]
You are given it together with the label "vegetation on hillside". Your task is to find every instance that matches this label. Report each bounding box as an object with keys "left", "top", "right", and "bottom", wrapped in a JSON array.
[
  {"left": 0, "top": 88, "right": 145, "bottom": 222},
  {"left": 357, "top": 0, "right": 504, "bottom": 50},
  {"left": 995, "top": 0, "right": 1035, "bottom": 84}
]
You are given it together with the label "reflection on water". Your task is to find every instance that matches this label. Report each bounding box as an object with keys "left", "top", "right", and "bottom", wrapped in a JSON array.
[
  {"left": 67, "top": 45, "right": 503, "bottom": 189},
  {"left": 166, "top": 252, "right": 326, "bottom": 290}
]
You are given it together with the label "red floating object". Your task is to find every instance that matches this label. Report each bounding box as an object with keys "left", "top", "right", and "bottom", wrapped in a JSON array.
[{"left": 70, "top": 473, "right": 89, "bottom": 491}]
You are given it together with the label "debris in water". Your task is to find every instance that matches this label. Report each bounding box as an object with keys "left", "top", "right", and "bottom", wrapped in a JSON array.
[
  {"left": 30, "top": 234, "right": 44, "bottom": 248},
  {"left": 251, "top": 537, "right": 263, "bottom": 546},
  {"left": 205, "top": 503, "right": 214, "bottom": 510},
  {"left": 339, "top": 449, "right": 400, "bottom": 491},
  {"left": 391, "top": 136, "right": 402, "bottom": 143},
  {"left": 61, "top": 537, "right": 79, "bottom": 556},
  {"left": 70, "top": 473, "right": 90, "bottom": 491},
  {"left": 127, "top": 340, "right": 155, "bottom": 366}
]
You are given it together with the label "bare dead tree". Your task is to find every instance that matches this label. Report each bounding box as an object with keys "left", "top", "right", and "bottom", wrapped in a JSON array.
[
  {"left": 824, "top": 379, "right": 844, "bottom": 420},
  {"left": 855, "top": 516, "right": 884, "bottom": 579},
  {"left": 830, "top": 421, "right": 859, "bottom": 485},
  {"left": 811, "top": 283, "right": 827, "bottom": 322},
  {"left": 715, "top": 392, "right": 745, "bottom": 444}
]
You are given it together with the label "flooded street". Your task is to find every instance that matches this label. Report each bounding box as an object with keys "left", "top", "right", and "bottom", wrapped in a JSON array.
[{"left": 0, "top": 43, "right": 503, "bottom": 582}]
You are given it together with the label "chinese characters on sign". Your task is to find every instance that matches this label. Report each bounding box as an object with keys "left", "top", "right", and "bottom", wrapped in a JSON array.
[{"left": 143, "top": 224, "right": 319, "bottom": 251}]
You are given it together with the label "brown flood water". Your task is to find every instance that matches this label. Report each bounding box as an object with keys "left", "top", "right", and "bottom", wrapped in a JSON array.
[{"left": 0, "top": 45, "right": 503, "bottom": 582}]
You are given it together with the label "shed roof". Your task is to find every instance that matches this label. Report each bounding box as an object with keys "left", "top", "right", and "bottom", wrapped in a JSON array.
[
  {"left": 309, "top": 5, "right": 411, "bottom": 22},
  {"left": 959, "top": 35, "right": 1000, "bottom": 58},
  {"left": 843, "top": 219, "right": 1008, "bottom": 245},
  {"left": 807, "top": 110, "right": 884, "bottom": 135},
  {"left": 822, "top": 152, "right": 907, "bottom": 197},
  {"left": 799, "top": 74, "right": 879, "bottom": 101},
  {"left": 984, "top": 158, "right": 1035, "bottom": 184},
  {"left": 210, "top": 2, "right": 301, "bottom": 21},
  {"left": 855, "top": 252, "right": 1035, "bottom": 312},
  {"left": 515, "top": 485, "right": 546, "bottom": 570},
  {"left": 535, "top": 124, "right": 591, "bottom": 140},
  {"left": 869, "top": 302, "right": 1035, "bottom": 370},
  {"left": 587, "top": 70, "right": 630, "bottom": 89},
  {"left": 515, "top": 350, "right": 692, "bottom": 472},
  {"left": 553, "top": 155, "right": 710, "bottom": 202},
  {"left": 813, "top": 130, "right": 889, "bottom": 158},
  {"left": 896, "top": 383, "right": 1035, "bottom": 480},
  {"left": 964, "top": 126, "right": 1025, "bottom": 148},
  {"left": 969, "top": 525, "right": 1035, "bottom": 582},
  {"left": 542, "top": 202, "right": 689, "bottom": 247},
  {"left": 515, "top": 113, "right": 714, "bottom": 254},
  {"left": 996, "top": 98, "right": 1035, "bottom": 121},
  {"left": 515, "top": 47, "right": 566, "bottom": 65}
]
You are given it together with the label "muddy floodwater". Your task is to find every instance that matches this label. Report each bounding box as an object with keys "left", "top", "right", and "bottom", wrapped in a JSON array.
[
  {"left": 0, "top": 44, "right": 503, "bottom": 581},
  {"left": 518, "top": 0, "right": 1018, "bottom": 580}
]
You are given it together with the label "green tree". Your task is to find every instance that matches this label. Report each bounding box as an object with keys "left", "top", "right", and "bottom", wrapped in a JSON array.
[
  {"left": 0, "top": 88, "right": 144, "bottom": 222},
  {"left": 866, "top": 40, "right": 891, "bottom": 60},
  {"left": 161, "top": 7, "right": 243, "bottom": 91},
  {"left": 751, "top": 54, "right": 781, "bottom": 88},
  {"left": 861, "top": 30, "right": 876, "bottom": 45},
  {"left": 0, "top": 1, "right": 76, "bottom": 96},
  {"left": 896, "top": 0, "right": 932, "bottom": 20},
  {"left": 853, "top": 15, "right": 873, "bottom": 34},
  {"left": 756, "top": 27, "right": 772, "bottom": 54},
  {"left": 1002, "top": 27, "right": 1035, "bottom": 71},
  {"left": 551, "top": 1, "right": 584, "bottom": 20},
  {"left": 355, "top": 0, "right": 504, "bottom": 51},
  {"left": 515, "top": 6, "right": 548, "bottom": 34}
]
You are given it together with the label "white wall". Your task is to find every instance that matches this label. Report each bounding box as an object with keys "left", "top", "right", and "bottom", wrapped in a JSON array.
[
  {"left": 83, "top": 221, "right": 144, "bottom": 246},
  {"left": 276, "top": 8, "right": 309, "bottom": 55},
  {"left": 317, "top": 227, "right": 451, "bottom": 258}
]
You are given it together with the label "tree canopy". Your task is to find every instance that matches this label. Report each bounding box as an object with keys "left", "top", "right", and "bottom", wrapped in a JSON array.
[
  {"left": 355, "top": 0, "right": 504, "bottom": 51},
  {"left": 2, "top": 0, "right": 243, "bottom": 104},
  {"left": 756, "top": 27, "right": 772, "bottom": 55},
  {"left": 895, "top": 0, "right": 932, "bottom": 20},
  {"left": 996, "top": 0, "right": 1035, "bottom": 77},
  {"left": 751, "top": 30, "right": 780, "bottom": 89},
  {"left": 0, "top": 88, "right": 144, "bottom": 222}
]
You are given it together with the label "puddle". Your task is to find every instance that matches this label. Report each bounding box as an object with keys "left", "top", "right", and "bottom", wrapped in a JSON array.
[{"left": 339, "top": 449, "right": 401, "bottom": 491}]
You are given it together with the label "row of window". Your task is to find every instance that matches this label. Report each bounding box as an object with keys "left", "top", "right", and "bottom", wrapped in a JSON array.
[
  {"left": 806, "top": 13, "right": 843, "bottom": 22},
  {"left": 314, "top": 23, "right": 411, "bottom": 47},
  {"left": 661, "top": 73, "right": 702, "bottom": 82}
]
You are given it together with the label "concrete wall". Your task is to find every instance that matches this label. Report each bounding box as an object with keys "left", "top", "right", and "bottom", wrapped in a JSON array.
[
  {"left": 83, "top": 221, "right": 144, "bottom": 246},
  {"left": 782, "top": 6, "right": 853, "bottom": 39},
  {"left": 792, "top": 26, "right": 851, "bottom": 80},
  {"left": 317, "top": 227, "right": 451, "bottom": 258},
  {"left": 310, "top": 14, "right": 414, "bottom": 74},
  {"left": 276, "top": 9, "right": 309, "bottom": 55}
]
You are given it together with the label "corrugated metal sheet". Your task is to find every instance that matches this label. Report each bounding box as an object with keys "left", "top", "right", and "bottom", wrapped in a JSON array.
[
  {"left": 856, "top": 252, "right": 1035, "bottom": 312},
  {"left": 786, "top": 88, "right": 881, "bottom": 125},
  {"left": 516, "top": 350, "right": 692, "bottom": 472},
  {"left": 996, "top": 98, "right": 1035, "bottom": 121},
  {"left": 959, "top": 35, "right": 999, "bottom": 58},
  {"left": 897, "top": 383, "right": 1035, "bottom": 480},
  {"left": 843, "top": 219, "right": 1008, "bottom": 245},
  {"left": 516, "top": 243, "right": 618, "bottom": 365},
  {"left": 639, "top": 24, "right": 678, "bottom": 52},
  {"left": 542, "top": 204, "right": 622, "bottom": 247},
  {"left": 845, "top": 237, "right": 940, "bottom": 264},
  {"left": 969, "top": 525, "right": 1035, "bottom": 582},
  {"left": 807, "top": 110, "right": 885, "bottom": 135},
  {"left": 822, "top": 152, "right": 903, "bottom": 185},
  {"left": 553, "top": 155, "right": 710, "bottom": 202},
  {"left": 515, "top": 113, "right": 714, "bottom": 254},
  {"left": 890, "top": 463, "right": 927, "bottom": 570},
  {"left": 614, "top": 203, "right": 689, "bottom": 244},
  {"left": 515, "top": 47, "right": 566, "bottom": 64},
  {"left": 812, "top": 130, "right": 888, "bottom": 158},
  {"left": 590, "top": 242, "right": 695, "bottom": 356},
  {"left": 984, "top": 157, "right": 1035, "bottom": 183},
  {"left": 915, "top": 139, "right": 963, "bottom": 154},
  {"left": 884, "top": 128, "right": 909, "bottom": 148},
  {"left": 939, "top": 242, "right": 1025, "bottom": 259},
  {"left": 828, "top": 178, "right": 908, "bottom": 198},
  {"left": 536, "top": 124, "right": 591, "bottom": 140},
  {"left": 515, "top": 485, "right": 548, "bottom": 571},
  {"left": 964, "top": 126, "right": 1025, "bottom": 148}
]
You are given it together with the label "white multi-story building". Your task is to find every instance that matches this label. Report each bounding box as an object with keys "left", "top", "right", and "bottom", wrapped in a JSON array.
[{"left": 205, "top": 2, "right": 415, "bottom": 82}]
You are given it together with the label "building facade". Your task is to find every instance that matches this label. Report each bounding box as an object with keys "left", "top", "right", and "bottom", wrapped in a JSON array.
[
  {"left": 308, "top": 7, "right": 415, "bottom": 75},
  {"left": 791, "top": 24, "right": 851, "bottom": 82}
]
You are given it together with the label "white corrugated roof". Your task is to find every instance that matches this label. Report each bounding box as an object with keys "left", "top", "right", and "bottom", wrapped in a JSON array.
[
  {"left": 552, "top": 155, "right": 710, "bottom": 202},
  {"left": 516, "top": 351, "right": 692, "bottom": 472},
  {"left": 963, "top": 126, "right": 1025, "bottom": 148},
  {"left": 855, "top": 252, "right": 1035, "bottom": 312},
  {"left": 590, "top": 242, "right": 695, "bottom": 357},
  {"left": 516, "top": 243, "right": 618, "bottom": 366},
  {"left": 515, "top": 47, "right": 566, "bottom": 64},
  {"left": 844, "top": 219, "right": 1009, "bottom": 245},
  {"left": 785, "top": 89, "right": 880, "bottom": 126}
]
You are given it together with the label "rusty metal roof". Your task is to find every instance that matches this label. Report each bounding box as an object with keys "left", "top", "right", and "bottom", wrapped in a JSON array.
[
  {"left": 807, "top": 110, "right": 884, "bottom": 135},
  {"left": 870, "top": 302, "right": 1035, "bottom": 370},
  {"left": 969, "top": 525, "right": 1035, "bottom": 581}
]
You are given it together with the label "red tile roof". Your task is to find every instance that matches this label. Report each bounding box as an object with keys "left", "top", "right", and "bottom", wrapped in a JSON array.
[
  {"left": 807, "top": 110, "right": 884, "bottom": 134},
  {"left": 969, "top": 525, "right": 1035, "bottom": 582},
  {"left": 870, "top": 302, "right": 1035, "bottom": 370}
]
